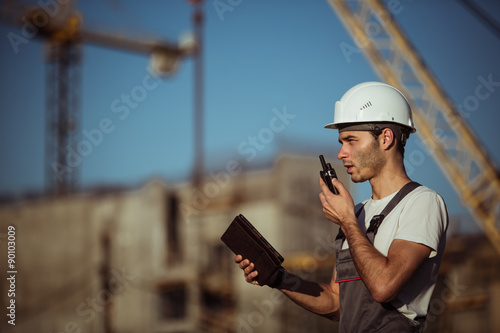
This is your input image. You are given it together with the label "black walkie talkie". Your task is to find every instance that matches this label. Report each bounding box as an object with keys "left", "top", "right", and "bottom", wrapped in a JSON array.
[{"left": 319, "top": 155, "right": 339, "bottom": 195}]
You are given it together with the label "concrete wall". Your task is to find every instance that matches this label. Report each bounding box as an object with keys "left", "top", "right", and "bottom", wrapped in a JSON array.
[{"left": 0, "top": 181, "right": 167, "bottom": 333}]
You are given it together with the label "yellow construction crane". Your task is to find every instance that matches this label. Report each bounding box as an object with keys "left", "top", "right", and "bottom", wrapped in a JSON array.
[
  {"left": 0, "top": 0, "right": 196, "bottom": 195},
  {"left": 327, "top": 0, "right": 500, "bottom": 254}
]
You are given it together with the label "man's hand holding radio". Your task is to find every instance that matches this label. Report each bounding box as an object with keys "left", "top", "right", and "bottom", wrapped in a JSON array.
[{"left": 319, "top": 176, "right": 356, "bottom": 229}]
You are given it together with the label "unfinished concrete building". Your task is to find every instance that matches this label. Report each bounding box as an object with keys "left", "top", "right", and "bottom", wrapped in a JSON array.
[
  {"left": 0, "top": 153, "right": 346, "bottom": 333},
  {"left": 1, "top": 152, "right": 499, "bottom": 333}
]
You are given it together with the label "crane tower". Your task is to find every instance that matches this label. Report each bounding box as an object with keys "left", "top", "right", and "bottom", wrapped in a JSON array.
[
  {"left": 1, "top": 1, "right": 194, "bottom": 195},
  {"left": 327, "top": 0, "right": 500, "bottom": 254}
]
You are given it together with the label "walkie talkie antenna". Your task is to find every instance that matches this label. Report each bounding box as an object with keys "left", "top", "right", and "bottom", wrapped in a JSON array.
[
  {"left": 320, "top": 154, "right": 328, "bottom": 170},
  {"left": 319, "top": 155, "right": 339, "bottom": 194}
]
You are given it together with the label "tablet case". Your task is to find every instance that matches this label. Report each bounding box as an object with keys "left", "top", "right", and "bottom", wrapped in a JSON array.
[{"left": 221, "top": 214, "right": 284, "bottom": 285}]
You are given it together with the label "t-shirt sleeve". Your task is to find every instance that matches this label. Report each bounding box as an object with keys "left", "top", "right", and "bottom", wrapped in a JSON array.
[{"left": 394, "top": 190, "right": 448, "bottom": 258}]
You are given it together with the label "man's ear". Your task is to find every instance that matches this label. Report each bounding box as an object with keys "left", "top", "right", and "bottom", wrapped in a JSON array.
[{"left": 381, "top": 128, "right": 396, "bottom": 150}]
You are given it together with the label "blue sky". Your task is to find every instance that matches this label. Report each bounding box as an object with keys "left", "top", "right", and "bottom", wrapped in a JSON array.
[{"left": 1, "top": 0, "right": 500, "bottom": 233}]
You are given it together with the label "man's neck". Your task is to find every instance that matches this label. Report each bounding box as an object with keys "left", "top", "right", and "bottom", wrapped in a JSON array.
[{"left": 369, "top": 168, "right": 412, "bottom": 200}]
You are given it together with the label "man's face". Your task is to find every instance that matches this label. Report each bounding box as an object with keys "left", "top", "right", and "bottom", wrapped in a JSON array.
[{"left": 337, "top": 131, "right": 386, "bottom": 183}]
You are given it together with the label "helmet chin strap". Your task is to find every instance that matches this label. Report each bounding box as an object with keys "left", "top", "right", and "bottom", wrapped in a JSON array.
[{"left": 338, "top": 123, "right": 410, "bottom": 146}]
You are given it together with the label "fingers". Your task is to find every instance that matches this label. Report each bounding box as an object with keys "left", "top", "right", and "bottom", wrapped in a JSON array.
[
  {"left": 318, "top": 178, "right": 342, "bottom": 224},
  {"left": 318, "top": 176, "right": 328, "bottom": 193},
  {"left": 331, "top": 178, "right": 347, "bottom": 196},
  {"left": 237, "top": 257, "right": 249, "bottom": 269},
  {"left": 319, "top": 176, "right": 349, "bottom": 201},
  {"left": 318, "top": 178, "right": 335, "bottom": 207},
  {"left": 241, "top": 260, "right": 258, "bottom": 277},
  {"left": 235, "top": 255, "right": 260, "bottom": 285},
  {"left": 239, "top": 259, "right": 252, "bottom": 270},
  {"left": 246, "top": 269, "right": 259, "bottom": 284},
  {"left": 318, "top": 176, "right": 340, "bottom": 197}
]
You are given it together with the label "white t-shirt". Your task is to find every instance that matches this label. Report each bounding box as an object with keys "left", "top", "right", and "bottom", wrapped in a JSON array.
[{"left": 342, "top": 185, "right": 449, "bottom": 320}]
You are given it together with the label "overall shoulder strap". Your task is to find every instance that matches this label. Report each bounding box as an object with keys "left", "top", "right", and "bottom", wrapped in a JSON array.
[
  {"left": 366, "top": 181, "right": 421, "bottom": 242},
  {"left": 336, "top": 182, "right": 421, "bottom": 243}
]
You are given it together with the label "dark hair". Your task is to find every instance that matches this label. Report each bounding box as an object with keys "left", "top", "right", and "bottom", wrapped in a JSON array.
[{"left": 369, "top": 126, "right": 407, "bottom": 156}]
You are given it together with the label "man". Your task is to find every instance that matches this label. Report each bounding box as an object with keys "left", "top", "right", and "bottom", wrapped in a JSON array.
[{"left": 235, "top": 81, "right": 448, "bottom": 332}]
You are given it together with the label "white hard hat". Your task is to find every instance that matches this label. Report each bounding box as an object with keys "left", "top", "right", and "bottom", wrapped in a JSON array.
[{"left": 324, "top": 81, "right": 416, "bottom": 133}]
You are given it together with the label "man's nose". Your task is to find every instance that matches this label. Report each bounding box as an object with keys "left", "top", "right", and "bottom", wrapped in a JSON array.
[{"left": 337, "top": 145, "right": 348, "bottom": 160}]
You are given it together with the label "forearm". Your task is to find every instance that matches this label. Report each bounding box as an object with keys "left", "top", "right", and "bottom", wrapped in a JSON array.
[
  {"left": 342, "top": 222, "right": 392, "bottom": 301},
  {"left": 319, "top": 178, "right": 432, "bottom": 303},
  {"left": 278, "top": 270, "right": 340, "bottom": 320}
]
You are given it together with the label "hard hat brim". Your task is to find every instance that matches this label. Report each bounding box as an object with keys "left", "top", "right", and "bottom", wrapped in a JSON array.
[{"left": 324, "top": 121, "right": 416, "bottom": 133}]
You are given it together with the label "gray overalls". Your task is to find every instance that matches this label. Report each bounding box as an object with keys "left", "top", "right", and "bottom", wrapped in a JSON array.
[{"left": 334, "top": 182, "right": 425, "bottom": 332}]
